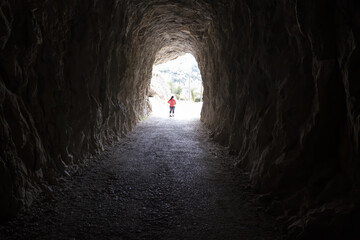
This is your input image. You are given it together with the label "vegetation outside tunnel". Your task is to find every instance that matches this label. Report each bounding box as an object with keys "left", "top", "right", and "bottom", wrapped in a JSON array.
[{"left": 151, "top": 53, "right": 203, "bottom": 102}]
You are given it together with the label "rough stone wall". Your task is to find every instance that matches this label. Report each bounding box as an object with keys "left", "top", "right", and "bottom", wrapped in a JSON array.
[
  {"left": 0, "top": 0, "right": 151, "bottom": 219},
  {"left": 199, "top": 0, "right": 360, "bottom": 237},
  {"left": 1, "top": 0, "right": 359, "bottom": 237},
  {"left": 0, "top": 0, "right": 211, "bottom": 221}
]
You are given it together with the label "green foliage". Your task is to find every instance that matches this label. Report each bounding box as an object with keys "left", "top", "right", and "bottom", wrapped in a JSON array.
[
  {"left": 169, "top": 81, "right": 176, "bottom": 94},
  {"left": 190, "top": 88, "right": 202, "bottom": 102},
  {"left": 175, "top": 86, "right": 182, "bottom": 99},
  {"left": 168, "top": 81, "right": 183, "bottom": 99},
  {"left": 190, "top": 88, "right": 196, "bottom": 101}
]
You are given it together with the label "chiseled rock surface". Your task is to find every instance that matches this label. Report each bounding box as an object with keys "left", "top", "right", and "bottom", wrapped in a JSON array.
[
  {"left": 199, "top": 0, "right": 360, "bottom": 237},
  {"left": 0, "top": 0, "right": 359, "bottom": 237},
  {"left": 0, "top": 0, "right": 146, "bottom": 219}
]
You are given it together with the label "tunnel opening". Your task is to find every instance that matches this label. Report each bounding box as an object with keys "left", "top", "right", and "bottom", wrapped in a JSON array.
[{"left": 149, "top": 53, "right": 203, "bottom": 119}]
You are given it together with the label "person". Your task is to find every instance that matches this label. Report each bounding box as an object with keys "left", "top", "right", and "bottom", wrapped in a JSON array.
[{"left": 168, "top": 96, "right": 176, "bottom": 117}]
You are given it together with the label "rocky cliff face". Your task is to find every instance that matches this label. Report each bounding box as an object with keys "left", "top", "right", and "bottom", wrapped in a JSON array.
[{"left": 1, "top": 0, "right": 359, "bottom": 237}]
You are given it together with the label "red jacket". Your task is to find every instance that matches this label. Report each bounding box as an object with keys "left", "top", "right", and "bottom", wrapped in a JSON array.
[{"left": 168, "top": 99, "right": 176, "bottom": 107}]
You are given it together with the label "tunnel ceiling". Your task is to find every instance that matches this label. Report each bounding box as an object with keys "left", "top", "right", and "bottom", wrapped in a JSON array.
[
  {"left": 1, "top": 0, "right": 360, "bottom": 237},
  {"left": 126, "top": 0, "right": 213, "bottom": 64}
]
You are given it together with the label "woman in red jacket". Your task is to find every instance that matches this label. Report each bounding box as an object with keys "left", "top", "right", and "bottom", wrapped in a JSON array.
[{"left": 168, "top": 96, "right": 176, "bottom": 117}]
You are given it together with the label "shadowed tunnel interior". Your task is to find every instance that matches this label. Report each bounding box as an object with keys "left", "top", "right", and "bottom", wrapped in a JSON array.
[{"left": 1, "top": 0, "right": 360, "bottom": 238}]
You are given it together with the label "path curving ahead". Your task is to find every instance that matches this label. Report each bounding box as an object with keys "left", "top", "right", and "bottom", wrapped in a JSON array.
[{"left": 0, "top": 109, "right": 282, "bottom": 239}]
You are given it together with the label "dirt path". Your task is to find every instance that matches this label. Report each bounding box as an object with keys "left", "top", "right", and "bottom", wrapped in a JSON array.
[{"left": 0, "top": 114, "right": 282, "bottom": 239}]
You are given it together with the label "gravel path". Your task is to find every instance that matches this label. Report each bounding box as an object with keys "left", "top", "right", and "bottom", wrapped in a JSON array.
[{"left": 0, "top": 115, "right": 282, "bottom": 239}]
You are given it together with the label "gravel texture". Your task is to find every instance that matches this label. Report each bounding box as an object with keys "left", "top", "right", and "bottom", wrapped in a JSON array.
[{"left": 0, "top": 116, "right": 281, "bottom": 239}]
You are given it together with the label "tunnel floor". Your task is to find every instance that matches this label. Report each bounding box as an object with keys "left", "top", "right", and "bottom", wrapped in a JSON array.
[{"left": 0, "top": 116, "right": 282, "bottom": 239}]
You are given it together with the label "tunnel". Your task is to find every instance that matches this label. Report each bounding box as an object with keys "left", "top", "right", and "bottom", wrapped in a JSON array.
[{"left": 0, "top": 0, "right": 360, "bottom": 238}]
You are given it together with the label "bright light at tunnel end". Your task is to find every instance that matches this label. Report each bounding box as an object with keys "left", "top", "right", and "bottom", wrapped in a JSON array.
[{"left": 149, "top": 53, "right": 203, "bottom": 120}]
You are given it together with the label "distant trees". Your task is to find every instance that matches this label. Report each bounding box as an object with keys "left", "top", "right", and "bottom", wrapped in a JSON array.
[
  {"left": 169, "top": 81, "right": 182, "bottom": 99},
  {"left": 169, "top": 81, "right": 176, "bottom": 94},
  {"left": 157, "top": 54, "right": 203, "bottom": 101},
  {"left": 191, "top": 88, "right": 202, "bottom": 102},
  {"left": 175, "top": 86, "right": 182, "bottom": 99},
  {"left": 191, "top": 88, "right": 196, "bottom": 101}
]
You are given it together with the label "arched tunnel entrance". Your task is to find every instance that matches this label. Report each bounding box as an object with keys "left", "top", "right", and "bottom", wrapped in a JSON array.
[
  {"left": 149, "top": 53, "right": 203, "bottom": 119},
  {"left": 0, "top": 0, "right": 360, "bottom": 239}
]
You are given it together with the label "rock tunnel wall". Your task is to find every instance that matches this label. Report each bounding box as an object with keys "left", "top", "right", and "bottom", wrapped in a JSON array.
[
  {"left": 199, "top": 0, "right": 360, "bottom": 236},
  {"left": 1, "top": 0, "right": 359, "bottom": 236},
  {"left": 0, "top": 0, "right": 152, "bottom": 219},
  {"left": 0, "top": 0, "right": 210, "bottom": 220}
]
